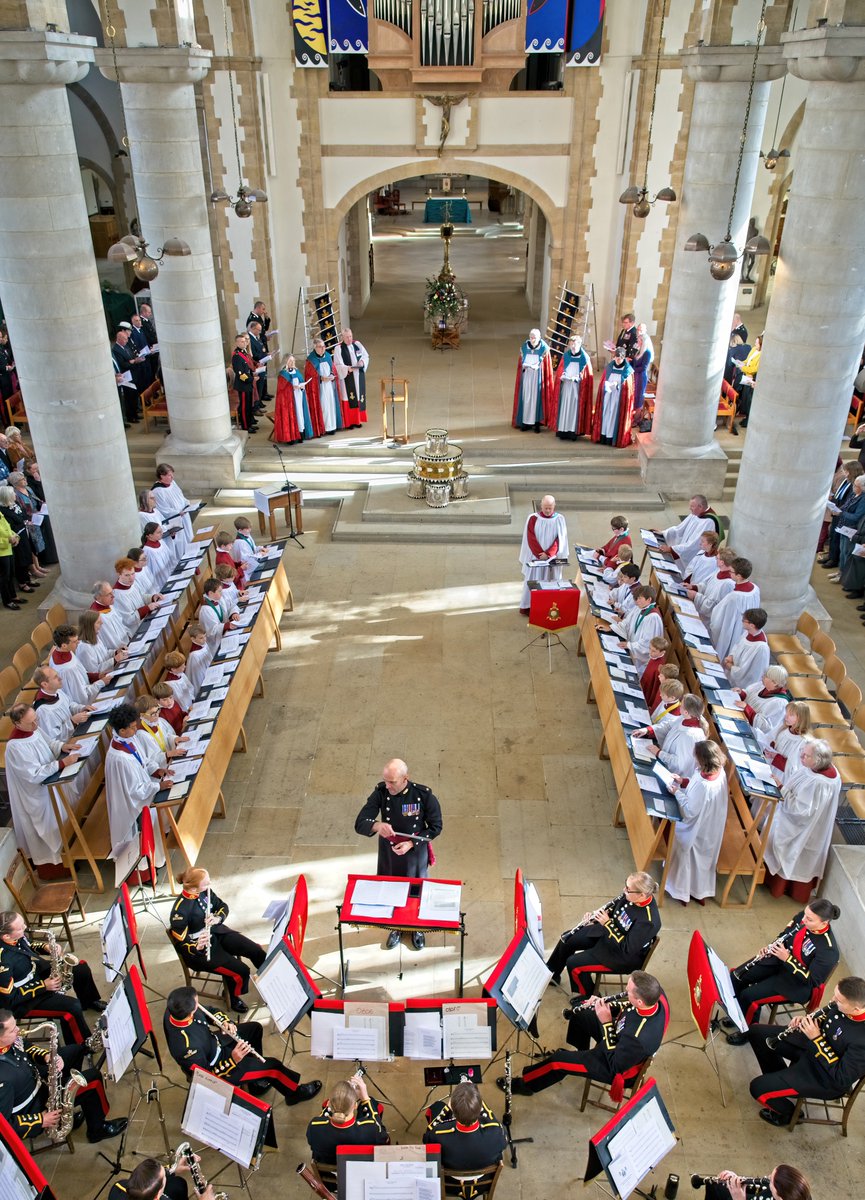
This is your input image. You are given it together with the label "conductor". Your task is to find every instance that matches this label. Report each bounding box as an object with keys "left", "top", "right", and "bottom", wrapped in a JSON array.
[{"left": 355, "top": 758, "right": 443, "bottom": 951}]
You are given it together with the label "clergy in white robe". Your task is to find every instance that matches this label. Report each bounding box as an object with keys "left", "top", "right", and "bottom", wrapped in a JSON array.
[
  {"left": 518, "top": 497, "right": 568, "bottom": 613},
  {"left": 31, "top": 668, "right": 89, "bottom": 743},
  {"left": 683, "top": 534, "right": 720, "bottom": 587},
  {"left": 153, "top": 464, "right": 195, "bottom": 552},
  {"left": 658, "top": 497, "right": 716, "bottom": 570},
  {"left": 184, "top": 632, "right": 214, "bottom": 700},
  {"left": 725, "top": 610, "right": 770, "bottom": 689},
  {"left": 710, "top": 567, "right": 761, "bottom": 661},
  {"left": 48, "top": 630, "right": 104, "bottom": 706},
  {"left": 105, "top": 704, "right": 163, "bottom": 861},
  {"left": 5, "top": 706, "right": 78, "bottom": 868},
  {"left": 763, "top": 740, "right": 842, "bottom": 893},
  {"left": 609, "top": 588, "right": 663, "bottom": 670},
  {"left": 664, "top": 741, "right": 729, "bottom": 904}
]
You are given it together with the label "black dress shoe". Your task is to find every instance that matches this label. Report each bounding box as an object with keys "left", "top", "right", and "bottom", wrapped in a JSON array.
[
  {"left": 759, "top": 1108, "right": 789, "bottom": 1128},
  {"left": 496, "top": 1075, "right": 532, "bottom": 1096},
  {"left": 231, "top": 997, "right": 249, "bottom": 1014},
  {"left": 386, "top": 930, "right": 400, "bottom": 949},
  {"left": 412, "top": 931, "right": 425, "bottom": 951},
  {"left": 248, "top": 1080, "right": 273, "bottom": 1097},
  {"left": 73, "top": 1110, "right": 85, "bottom": 1131},
  {"left": 725, "top": 1030, "right": 749, "bottom": 1046},
  {"left": 857, "top": 602, "right": 865, "bottom": 611},
  {"left": 90, "top": 999, "right": 109, "bottom": 1012},
  {"left": 845, "top": 590, "right": 864, "bottom": 599},
  {"left": 287, "top": 1080, "right": 322, "bottom": 1105},
  {"left": 88, "top": 1117, "right": 128, "bottom": 1143},
  {"left": 821, "top": 561, "right": 839, "bottom": 569},
  {"left": 3, "top": 603, "right": 20, "bottom": 610}
]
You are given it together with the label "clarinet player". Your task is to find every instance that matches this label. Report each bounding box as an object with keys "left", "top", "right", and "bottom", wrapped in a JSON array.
[
  {"left": 306, "top": 1072, "right": 389, "bottom": 1158},
  {"left": 108, "top": 1155, "right": 216, "bottom": 1200},
  {"left": 691, "top": 1165, "right": 811, "bottom": 1200},
  {"left": 422, "top": 1081, "right": 505, "bottom": 1170}
]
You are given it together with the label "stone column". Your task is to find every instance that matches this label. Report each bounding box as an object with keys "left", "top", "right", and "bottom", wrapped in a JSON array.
[
  {"left": 637, "top": 45, "right": 783, "bottom": 499},
  {"left": 99, "top": 47, "right": 245, "bottom": 488},
  {"left": 0, "top": 30, "right": 140, "bottom": 607},
  {"left": 728, "top": 23, "right": 865, "bottom": 629}
]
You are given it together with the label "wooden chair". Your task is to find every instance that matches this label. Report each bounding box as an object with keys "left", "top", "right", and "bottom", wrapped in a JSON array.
[
  {"left": 30, "top": 621, "right": 54, "bottom": 663},
  {"left": 5, "top": 389, "right": 29, "bottom": 432},
  {"left": 837, "top": 755, "right": 865, "bottom": 787},
  {"left": 820, "top": 725, "right": 865, "bottom": 759},
  {"left": 766, "top": 984, "right": 827, "bottom": 1028},
  {"left": 787, "top": 654, "right": 845, "bottom": 704},
  {"left": 0, "top": 663, "right": 20, "bottom": 706},
  {"left": 308, "top": 1161, "right": 338, "bottom": 1197},
  {"left": 3, "top": 851, "right": 85, "bottom": 949},
  {"left": 768, "top": 612, "right": 821, "bottom": 658},
  {"left": 716, "top": 381, "right": 737, "bottom": 432},
  {"left": 165, "top": 929, "right": 232, "bottom": 1008},
  {"left": 844, "top": 787, "right": 865, "bottom": 820},
  {"left": 590, "top": 937, "right": 660, "bottom": 995},
  {"left": 442, "top": 1163, "right": 503, "bottom": 1200},
  {"left": 45, "top": 602, "right": 67, "bottom": 630},
  {"left": 141, "top": 380, "right": 170, "bottom": 432},
  {"left": 788, "top": 1073, "right": 865, "bottom": 1136},
  {"left": 579, "top": 1054, "right": 655, "bottom": 1114},
  {"left": 837, "top": 677, "right": 863, "bottom": 727},
  {"left": 11, "top": 644, "right": 38, "bottom": 694}
]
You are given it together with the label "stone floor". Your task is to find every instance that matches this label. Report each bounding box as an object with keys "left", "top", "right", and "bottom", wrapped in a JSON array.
[{"left": 4, "top": 228, "right": 863, "bottom": 1200}]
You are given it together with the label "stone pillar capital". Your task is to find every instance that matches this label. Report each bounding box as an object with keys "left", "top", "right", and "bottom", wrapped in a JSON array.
[
  {"left": 683, "top": 43, "right": 785, "bottom": 84},
  {"left": 782, "top": 26, "right": 865, "bottom": 82},
  {"left": 0, "top": 30, "right": 94, "bottom": 86},
  {"left": 95, "top": 45, "right": 212, "bottom": 87}
]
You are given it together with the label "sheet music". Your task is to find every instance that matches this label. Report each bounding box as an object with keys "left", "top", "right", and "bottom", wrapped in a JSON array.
[
  {"left": 606, "top": 1095, "right": 676, "bottom": 1199},
  {"left": 352, "top": 880, "right": 410, "bottom": 908},
  {"left": 0, "top": 1140, "right": 38, "bottom": 1200},
  {"left": 265, "top": 885, "right": 297, "bottom": 956},
  {"left": 705, "top": 943, "right": 748, "bottom": 1033},
  {"left": 183, "top": 1074, "right": 263, "bottom": 1167},
  {"left": 443, "top": 1023, "right": 492, "bottom": 1059},
  {"left": 524, "top": 881, "right": 545, "bottom": 957},
  {"left": 104, "top": 982, "right": 136, "bottom": 1081},
  {"left": 333, "top": 1026, "right": 382, "bottom": 1060},
  {"left": 403, "top": 1019, "right": 443, "bottom": 1060},
  {"left": 713, "top": 688, "right": 743, "bottom": 708},
  {"left": 310, "top": 1010, "right": 344, "bottom": 1057},
  {"left": 101, "top": 901, "right": 128, "bottom": 982},
  {"left": 253, "top": 951, "right": 310, "bottom": 1033},
  {"left": 418, "top": 881, "right": 461, "bottom": 922},
  {"left": 500, "top": 941, "right": 551, "bottom": 1024}
]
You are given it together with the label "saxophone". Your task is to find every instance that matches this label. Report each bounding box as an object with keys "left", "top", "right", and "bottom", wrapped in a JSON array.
[
  {"left": 19, "top": 1021, "right": 88, "bottom": 1142},
  {"left": 171, "top": 1142, "right": 228, "bottom": 1200},
  {"left": 41, "top": 930, "right": 78, "bottom": 994}
]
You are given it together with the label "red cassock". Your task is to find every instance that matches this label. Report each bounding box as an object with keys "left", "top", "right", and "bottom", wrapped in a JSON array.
[
  {"left": 273, "top": 372, "right": 302, "bottom": 444},
  {"left": 215, "top": 547, "right": 244, "bottom": 589},
  {"left": 511, "top": 350, "right": 555, "bottom": 428},
  {"left": 591, "top": 366, "right": 636, "bottom": 448},
  {"left": 640, "top": 657, "right": 662, "bottom": 712},
  {"left": 551, "top": 356, "right": 594, "bottom": 436},
  {"left": 301, "top": 362, "right": 327, "bottom": 438},
  {"left": 599, "top": 531, "right": 632, "bottom": 568}
]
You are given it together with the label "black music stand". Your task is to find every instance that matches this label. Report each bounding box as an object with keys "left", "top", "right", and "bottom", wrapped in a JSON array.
[
  {"left": 271, "top": 447, "right": 305, "bottom": 548},
  {"left": 0, "top": 1113, "right": 59, "bottom": 1200},
  {"left": 483, "top": 929, "right": 551, "bottom": 1064},
  {"left": 181, "top": 1069, "right": 270, "bottom": 1200},
  {"left": 584, "top": 1077, "right": 676, "bottom": 1200}
]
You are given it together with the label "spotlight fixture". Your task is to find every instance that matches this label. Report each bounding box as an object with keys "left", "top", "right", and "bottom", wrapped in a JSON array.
[
  {"left": 619, "top": 0, "right": 676, "bottom": 220},
  {"left": 209, "top": 0, "right": 268, "bottom": 219}
]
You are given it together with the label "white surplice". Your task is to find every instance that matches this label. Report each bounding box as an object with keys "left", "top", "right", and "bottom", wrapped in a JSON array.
[
  {"left": 165, "top": 670, "right": 195, "bottom": 712},
  {"left": 763, "top": 765, "right": 842, "bottom": 884},
  {"left": 105, "top": 743, "right": 161, "bottom": 859},
  {"left": 658, "top": 719, "right": 705, "bottom": 776},
  {"left": 6, "top": 730, "right": 64, "bottom": 865},
  {"left": 710, "top": 582, "right": 762, "bottom": 661},
  {"left": 727, "top": 634, "right": 771, "bottom": 690},
  {"left": 694, "top": 571, "right": 735, "bottom": 619},
  {"left": 662, "top": 512, "right": 715, "bottom": 570},
  {"left": 49, "top": 650, "right": 102, "bottom": 706},
  {"left": 518, "top": 511, "right": 568, "bottom": 609},
  {"left": 32, "top": 692, "right": 80, "bottom": 744},
  {"left": 664, "top": 770, "right": 729, "bottom": 902},
  {"left": 152, "top": 478, "right": 194, "bottom": 550},
  {"left": 610, "top": 605, "right": 663, "bottom": 670}
]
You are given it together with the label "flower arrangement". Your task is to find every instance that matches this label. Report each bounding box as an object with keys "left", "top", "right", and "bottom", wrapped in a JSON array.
[{"left": 424, "top": 275, "right": 466, "bottom": 323}]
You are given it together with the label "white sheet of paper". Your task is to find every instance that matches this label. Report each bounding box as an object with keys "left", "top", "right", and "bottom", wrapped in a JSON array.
[
  {"left": 253, "top": 953, "right": 309, "bottom": 1033},
  {"left": 333, "top": 1026, "right": 382, "bottom": 1060},
  {"left": 403, "top": 1023, "right": 443, "bottom": 1060},
  {"left": 500, "top": 941, "right": 551, "bottom": 1024},
  {"left": 352, "top": 879, "right": 411, "bottom": 908},
  {"left": 310, "top": 1010, "right": 344, "bottom": 1057},
  {"left": 442, "top": 1024, "right": 492, "bottom": 1059},
  {"left": 706, "top": 943, "right": 748, "bottom": 1033},
  {"left": 101, "top": 902, "right": 128, "bottom": 982},
  {"left": 183, "top": 1075, "right": 263, "bottom": 1167},
  {"left": 418, "top": 881, "right": 461, "bottom": 922},
  {"left": 104, "top": 982, "right": 136, "bottom": 1082},
  {"left": 713, "top": 688, "right": 744, "bottom": 708}
]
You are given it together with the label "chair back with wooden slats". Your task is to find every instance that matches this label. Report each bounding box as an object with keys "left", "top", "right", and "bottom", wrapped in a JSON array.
[
  {"left": 579, "top": 1054, "right": 656, "bottom": 1114},
  {"left": 30, "top": 621, "right": 54, "bottom": 663},
  {"left": 442, "top": 1162, "right": 503, "bottom": 1200},
  {"left": 797, "top": 611, "right": 821, "bottom": 644},
  {"left": 810, "top": 629, "right": 837, "bottom": 665},
  {"left": 789, "top": 1071, "right": 865, "bottom": 1136},
  {"left": 11, "top": 644, "right": 38, "bottom": 693},
  {"left": 45, "top": 602, "right": 67, "bottom": 630},
  {"left": 822, "top": 653, "right": 847, "bottom": 692},
  {"left": 837, "top": 677, "right": 863, "bottom": 727},
  {"left": 2, "top": 851, "right": 85, "bottom": 948},
  {"left": 6, "top": 389, "right": 29, "bottom": 431},
  {"left": 0, "top": 664, "right": 20, "bottom": 706}
]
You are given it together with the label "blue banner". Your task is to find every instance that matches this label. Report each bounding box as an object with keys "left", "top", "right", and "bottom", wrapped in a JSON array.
[
  {"left": 293, "top": 0, "right": 328, "bottom": 67},
  {"left": 566, "top": 0, "right": 604, "bottom": 66},
  {"left": 328, "top": 0, "right": 369, "bottom": 53},
  {"left": 525, "top": 0, "right": 568, "bottom": 53}
]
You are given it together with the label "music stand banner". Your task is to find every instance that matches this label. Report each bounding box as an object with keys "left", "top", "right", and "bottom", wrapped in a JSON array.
[
  {"left": 528, "top": 587, "right": 580, "bottom": 632},
  {"left": 687, "top": 930, "right": 721, "bottom": 1040},
  {"left": 288, "top": 873, "right": 309, "bottom": 952}
]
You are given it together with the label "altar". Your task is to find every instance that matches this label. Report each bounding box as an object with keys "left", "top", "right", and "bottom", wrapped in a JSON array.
[{"left": 424, "top": 196, "right": 471, "bottom": 224}]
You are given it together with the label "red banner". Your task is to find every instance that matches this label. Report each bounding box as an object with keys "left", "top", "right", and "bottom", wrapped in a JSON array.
[
  {"left": 528, "top": 587, "right": 580, "bottom": 631},
  {"left": 687, "top": 930, "right": 720, "bottom": 1040},
  {"left": 287, "top": 874, "right": 309, "bottom": 955}
]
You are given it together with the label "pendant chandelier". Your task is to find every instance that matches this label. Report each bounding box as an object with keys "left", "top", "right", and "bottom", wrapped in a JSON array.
[
  {"left": 210, "top": 0, "right": 268, "bottom": 218},
  {"left": 760, "top": 75, "right": 791, "bottom": 170},
  {"left": 619, "top": 0, "right": 676, "bottom": 219}
]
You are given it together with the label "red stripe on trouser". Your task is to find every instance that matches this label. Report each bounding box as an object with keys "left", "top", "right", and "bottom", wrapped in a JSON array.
[
  {"left": 569, "top": 964, "right": 608, "bottom": 996},
  {"left": 756, "top": 1087, "right": 799, "bottom": 1109},
  {"left": 242, "top": 1067, "right": 298, "bottom": 1092},
  {"left": 523, "top": 1059, "right": 588, "bottom": 1084},
  {"left": 215, "top": 965, "right": 245, "bottom": 997},
  {"left": 78, "top": 1078, "right": 109, "bottom": 1116},
  {"left": 27, "top": 1007, "right": 84, "bottom": 1044},
  {"left": 745, "top": 995, "right": 786, "bottom": 1026}
]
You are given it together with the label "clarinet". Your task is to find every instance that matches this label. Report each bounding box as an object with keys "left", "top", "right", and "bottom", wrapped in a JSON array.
[
  {"left": 297, "top": 1163, "right": 337, "bottom": 1200},
  {"left": 200, "top": 887, "right": 212, "bottom": 959},
  {"left": 502, "top": 1050, "right": 517, "bottom": 1167},
  {"left": 171, "top": 1142, "right": 228, "bottom": 1200},
  {"left": 574, "top": 990, "right": 630, "bottom": 1012},
  {"left": 562, "top": 892, "right": 625, "bottom": 939},
  {"left": 690, "top": 1175, "right": 772, "bottom": 1198},
  {"left": 766, "top": 1001, "right": 837, "bottom": 1051},
  {"left": 732, "top": 918, "right": 804, "bottom": 979}
]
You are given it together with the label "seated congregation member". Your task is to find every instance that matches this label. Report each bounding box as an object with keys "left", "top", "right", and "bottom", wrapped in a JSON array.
[
  {"left": 77, "top": 610, "right": 128, "bottom": 676},
  {"left": 724, "top": 899, "right": 841, "bottom": 1044},
  {"left": 663, "top": 740, "right": 729, "bottom": 906},
  {"left": 724, "top": 608, "right": 770, "bottom": 689},
  {"left": 503, "top": 971, "right": 667, "bottom": 1098},
  {"left": 308, "top": 1072, "right": 389, "bottom": 1159},
  {"left": 640, "top": 636, "right": 670, "bottom": 712},
  {"left": 593, "top": 514, "right": 631, "bottom": 567},
  {"left": 105, "top": 703, "right": 168, "bottom": 870},
  {"left": 0, "top": 1008, "right": 126, "bottom": 1144},
  {"left": 169, "top": 868, "right": 265, "bottom": 1015},
  {"left": 643, "top": 693, "right": 708, "bottom": 777},
  {"left": 90, "top": 581, "right": 132, "bottom": 652},
  {"left": 735, "top": 666, "right": 792, "bottom": 746},
  {"left": 164, "top": 986, "right": 321, "bottom": 1104},
  {"left": 423, "top": 1080, "right": 505, "bottom": 1170},
  {"left": 591, "top": 347, "right": 634, "bottom": 447},
  {"left": 50, "top": 623, "right": 107, "bottom": 705},
  {"left": 153, "top": 681, "right": 186, "bottom": 735},
  {"left": 108, "top": 1155, "right": 213, "bottom": 1200},
  {"left": 687, "top": 545, "right": 737, "bottom": 619},
  {"left": 710, "top": 558, "right": 761, "bottom": 661},
  {"left": 163, "top": 650, "right": 196, "bottom": 711},
  {"left": 747, "top": 975, "right": 865, "bottom": 1127},
  {"left": 763, "top": 739, "right": 842, "bottom": 903},
  {"left": 518, "top": 495, "right": 567, "bottom": 615},
  {"left": 5, "top": 704, "right": 80, "bottom": 879},
  {"left": 199, "top": 578, "right": 238, "bottom": 653},
  {"left": 698, "top": 1166, "right": 811, "bottom": 1200},
  {"left": 31, "top": 665, "right": 91, "bottom": 742},
  {"left": 0, "top": 911, "right": 104, "bottom": 1044},
  {"left": 215, "top": 530, "right": 244, "bottom": 587},
  {"left": 763, "top": 702, "right": 812, "bottom": 785},
  {"left": 606, "top": 585, "right": 663, "bottom": 670},
  {"left": 184, "top": 625, "right": 214, "bottom": 697},
  {"left": 546, "top": 873, "right": 661, "bottom": 997},
  {"left": 684, "top": 531, "right": 720, "bottom": 587},
  {"left": 512, "top": 329, "right": 553, "bottom": 431},
  {"left": 653, "top": 495, "right": 717, "bottom": 571},
  {"left": 552, "top": 334, "right": 593, "bottom": 439}
]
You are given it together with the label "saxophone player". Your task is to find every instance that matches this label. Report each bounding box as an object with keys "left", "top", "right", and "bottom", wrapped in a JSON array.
[
  {"left": 0, "top": 911, "right": 105, "bottom": 1044},
  {"left": 306, "top": 1072, "right": 389, "bottom": 1159},
  {"left": 109, "top": 1155, "right": 216, "bottom": 1200},
  {"left": 0, "top": 1009, "right": 127, "bottom": 1144},
  {"left": 692, "top": 1165, "right": 811, "bottom": 1200},
  {"left": 546, "top": 873, "right": 661, "bottom": 996},
  {"left": 422, "top": 1081, "right": 505, "bottom": 1171}
]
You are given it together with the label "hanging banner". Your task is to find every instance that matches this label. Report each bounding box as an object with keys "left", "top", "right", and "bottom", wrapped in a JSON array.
[
  {"left": 293, "top": 0, "right": 329, "bottom": 66},
  {"left": 328, "top": 0, "right": 369, "bottom": 53},
  {"left": 566, "top": 0, "right": 605, "bottom": 66},
  {"left": 525, "top": 0, "right": 568, "bottom": 53}
]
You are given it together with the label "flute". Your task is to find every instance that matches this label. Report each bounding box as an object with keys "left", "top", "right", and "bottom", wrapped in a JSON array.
[
  {"left": 199, "top": 1006, "right": 267, "bottom": 1062},
  {"left": 732, "top": 918, "right": 803, "bottom": 979},
  {"left": 766, "top": 1001, "right": 837, "bottom": 1051}
]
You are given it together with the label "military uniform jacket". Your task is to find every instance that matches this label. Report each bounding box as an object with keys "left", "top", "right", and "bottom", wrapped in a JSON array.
[
  {"left": 766, "top": 912, "right": 840, "bottom": 989},
  {"left": 578, "top": 992, "right": 668, "bottom": 1084},
  {"left": 169, "top": 889, "right": 230, "bottom": 962},
  {"left": 355, "top": 781, "right": 443, "bottom": 877},
  {"left": 163, "top": 1007, "right": 235, "bottom": 1079},
  {"left": 0, "top": 1041, "right": 50, "bottom": 1137},
  {"left": 422, "top": 1105, "right": 506, "bottom": 1171},
  {"left": 0, "top": 938, "right": 53, "bottom": 1010},
  {"left": 307, "top": 1098, "right": 388, "bottom": 1160},
  {"left": 778, "top": 1006, "right": 865, "bottom": 1099},
  {"left": 588, "top": 896, "right": 661, "bottom": 969},
  {"left": 231, "top": 350, "right": 255, "bottom": 395}
]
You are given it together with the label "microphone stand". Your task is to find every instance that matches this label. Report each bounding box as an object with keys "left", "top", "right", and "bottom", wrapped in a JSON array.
[
  {"left": 385, "top": 355, "right": 400, "bottom": 448},
  {"left": 273, "top": 444, "right": 304, "bottom": 549}
]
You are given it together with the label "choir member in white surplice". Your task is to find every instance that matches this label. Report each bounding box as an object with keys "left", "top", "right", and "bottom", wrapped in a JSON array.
[
  {"left": 105, "top": 703, "right": 169, "bottom": 869},
  {"left": 608, "top": 586, "right": 663, "bottom": 670},
  {"left": 88, "top": 581, "right": 131, "bottom": 653},
  {"left": 48, "top": 625, "right": 107, "bottom": 706},
  {"left": 763, "top": 702, "right": 812, "bottom": 786},
  {"left": 198, "top": 578, "right": 238, "bottom": 653},
  {"left": 642, "top": 695, "right": 708, "bottom": 778},
  {"left": 113, "top": 557, "right": 161, "bottom": 634},
  {"left": 725, "top": 608, "right": 770, "bottom": 690},
  {"left": 663, "top": 740, "right": 729, "bottom": 905},
  {"left": 518, "top": 495, "right": 568, "bottom": 614},
  {"left": 5, "top": 704, "right": 80, "bottom": 876},
  {"left": 30, "top": 666, "right": 91, "bottom": 744},
  {"left": 763, "top": 739, "right": 843, "bottom": 902},
  {"left": 735, "top": 666, "right": 792, "bottom": 747},
  {"left": 710, "top": 558, "right": 761, "bottom": 661},
  {"left": 183, "top": 626, "right": 214, "bottom": 700},
  {"left": 153, "top": 463, "right": 195, "bottom": 553},
  {"left": 232, "top": 516, "right": 265, "bottom": 575},
  {"left": 141, "top": 523, "right": 176, "bottom": 589},
  {"left": 134, "top": 694, "right": 182, "bottom": 775},
  {"left": 76, "top": 610, "right": 127, "bottom": 679},
  {"left": 687, "top": 547, "right": 737, "bottom": 619},
  {"left": 684, "top": 532, "right": 720, "bottom": 587},
  {"left": 653, "top": 495, "right": 717, "bottom": 571}
]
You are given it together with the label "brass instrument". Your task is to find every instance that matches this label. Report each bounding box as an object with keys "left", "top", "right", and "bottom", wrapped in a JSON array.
[
  {"left": 733, "top": 918, "right": 804, "bottom": 980},
  {"left": 41, "top": 929, "right": 78, "bottom": 994},
  {"left": 20, "top": 1021, "right": 87, "bottom": 1142},
  {"left": 198, "top": 1006, "right": 267, "bottom": 1063},
  {"left": 86, "top": 1014, "right": 106, "bottom": 1055},
  {"left": 563, "top": 892, "right": 625, "bottom": 939},
  {"left": 297, "top": 1163, "right": 337, "bottom": 1200},
  {"left": 172, "top": 1141, "right": 228, "bottom": 1200},
  {"left": 766, "top": 1001, "right": 837, "bottom": 1051},
  {"left": 690, "top": 1175, "right": 772, "bottom": 1198}
]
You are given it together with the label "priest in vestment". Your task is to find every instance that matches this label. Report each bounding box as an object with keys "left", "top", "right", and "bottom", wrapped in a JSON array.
[
  {"left": 334, "top": 329, "right": 369, "bottom": 428},
  {"left": 591, "top": 349, "right": 635, "bottom": 447},
  {"left": 552, "top": 335, "right": 593, "bottom": 439},
  {"left": 105, "top": 703, "right": 167, "bottom": 880},
  {"left": 518, "top": 495, "right": 568, "bottom": 615},
  {"left": 512, "top": 330, "right": 553, "bottom": 431},
  {"left": 274, "top": 355, "right": 317, "bottom": 442},
  {"left": 304, "top": 339, "right": 342, "bottom": 434},
  {"left": 710, "top": 560, "right": 761, "bottom": 661},
  {"left": 663, "top": 740, "right": 729, "bottom": 905},
  {"left": 763, "top": 739, "right": 842, "bottom": 902},
  {"left": 5, "top": 704, "right": 80, "bottom": 877}
]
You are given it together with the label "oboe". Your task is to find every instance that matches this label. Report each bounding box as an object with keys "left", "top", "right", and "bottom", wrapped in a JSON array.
[
  {"left": 198, "top": 1007, "right": 267, "bottom": 1062},
  {"left": 562, "top": 892, "right": 625, "bottom": 938},
  {"left": 690, "top": 1175, "right": 772, "bottom": 1198},
  {"left": 733, "top": 918, "right": 804, "bottom": 979},
  {"left": 766, "top": 1001, "right": 837, "bottom": 1051},
  {"left": 297, "top": 1163, "right": 337, "bottom": 1200}
]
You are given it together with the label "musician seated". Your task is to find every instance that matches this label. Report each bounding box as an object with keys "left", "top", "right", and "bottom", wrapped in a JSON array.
[
  {"left": 499, "top": 971, "right": 668, "bottom": 1099},
  {"left": 163, "top": 987, "right": 322, "bottom": 1109},
  {"left": 0, "top": 1009, "right": 127, "bottom": 1144},
  {"left": 724, "top": 900, "right": 841, "bottom": 1045},
  {"left": 108, "top": 1154, "right": 217, "bottom": 1200},
  {"left": 423, "top": 1081, "right": 505, "bottom": 1173},
  {"left": 168, "top": 867, "right": 266, "bottom": 1014},
  {"left": 0, "top": 910, "right": 104, "bottom": 1045},
  {"left": 306, "top": 1072, "right": 388, "bottom": 1160},
  {"left": 545, "top": 873, "right": 661, "bottom": 996},
  {"left": 748, "top": 975, "right": 865, "bottom": 1126},
  {"left": 694, "top": 1165, "right": 811, "bottom": 1200}
]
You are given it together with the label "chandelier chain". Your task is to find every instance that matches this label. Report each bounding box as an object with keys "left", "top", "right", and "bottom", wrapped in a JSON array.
[
  {"left": 643, "top": 0, "right": 668, "bottom": 194},
  {"left": 222, "top": 0, "right": 245, "bottom": 187},
  {"left": 725, "top": 0, "right": 768, "bottom": 242}
]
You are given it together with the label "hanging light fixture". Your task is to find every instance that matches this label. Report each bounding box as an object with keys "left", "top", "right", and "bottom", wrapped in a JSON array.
[
  {"left": 209, "top": 0, "right": 268, "bottom": 218},
  {"left": 685, "top": 0, "right": 772, "bottom": 280},
  {"left": 103, "top": 6, "right": 191, "bottom": 280},
  {"left": 760, "top": 74, "right": 791, "bottom": 170},
  {"left": 619, "top": 0, "right": 677, "bottom": 219}
]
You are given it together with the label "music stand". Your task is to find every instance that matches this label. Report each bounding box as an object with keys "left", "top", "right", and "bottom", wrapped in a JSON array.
[
  {"left": 181, "top": 1068, "right": 270, "bottom": 1199},
  {"left": 583, "top": 1077, "right": 676, "bottom": 1199},
  {"left": 522, "top": 583, "right": 580, "bottom": 671},
  {"left": 310, "top": 999, "right": 410, "bottom": 1123},
  {"left": 337, "top": 1144, "right": 440, "bottom": 1200},
  {"left": 402, "top": 997, "right": 496, "bottom": 1129},
  {"left": 0, "top": 1113, "right": 58, "bottom": 1200},
  {"left": 252, "top": 938, "right": 320, "bottom": 1062},
  {"left": 483, "top": 929, "right": 551, "bottom": 1063},
  {"left": 265, "top": 875, "right": 339, "bottom": 990}
]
